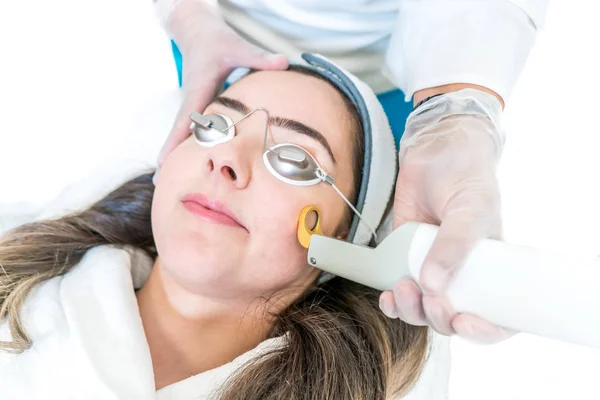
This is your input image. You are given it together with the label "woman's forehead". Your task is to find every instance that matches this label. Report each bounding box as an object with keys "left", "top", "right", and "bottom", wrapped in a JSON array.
[
  {"left": 222, "top": 70, "right": 355, "bottom": 155},
  {"left": 227, "top": 71, "right": 341, "bottom": 111}
]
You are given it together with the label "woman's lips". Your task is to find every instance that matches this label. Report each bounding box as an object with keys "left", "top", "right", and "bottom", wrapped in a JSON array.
[{"left": 181, "top": 193, "right": 246, "bottom": 230}]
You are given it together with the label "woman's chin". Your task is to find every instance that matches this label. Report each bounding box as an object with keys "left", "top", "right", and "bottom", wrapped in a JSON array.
[
  {"left": 154, "top": 236, "right": 309, "bottom": 298},
  {"left": 157, "top": 243, "right": 239, "bottom": 283}
]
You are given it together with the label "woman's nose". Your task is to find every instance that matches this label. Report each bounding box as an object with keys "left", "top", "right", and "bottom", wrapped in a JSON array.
[
  {"left": 204, "top": 141, "right": 255, "bottom": 189},
  {"left": 206, "top": 159, "right": 248, "bottom": 187}
]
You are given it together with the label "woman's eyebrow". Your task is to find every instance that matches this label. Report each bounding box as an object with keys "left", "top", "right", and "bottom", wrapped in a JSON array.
[{"left": 210, "top": 96, "right": 337, "bottom": 164}]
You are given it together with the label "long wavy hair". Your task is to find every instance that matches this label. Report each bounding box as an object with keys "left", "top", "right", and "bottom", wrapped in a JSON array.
[{"left": 0, "top": 66, "right": 429, "bottom": 399}]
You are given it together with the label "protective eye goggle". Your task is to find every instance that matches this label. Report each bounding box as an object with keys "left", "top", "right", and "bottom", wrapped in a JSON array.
[{"left": 189, "top": 108, "right": 377, "bottom": 240}]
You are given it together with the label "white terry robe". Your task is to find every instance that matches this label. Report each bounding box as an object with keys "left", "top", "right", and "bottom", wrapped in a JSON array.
[{"left": 0, "top": 246, "right": 288, "bottom": 399}]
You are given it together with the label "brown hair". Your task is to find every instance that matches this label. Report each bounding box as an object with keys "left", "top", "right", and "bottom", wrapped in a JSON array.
[{"left": 0, "top": 68, "right": 429, "bottom": 399}]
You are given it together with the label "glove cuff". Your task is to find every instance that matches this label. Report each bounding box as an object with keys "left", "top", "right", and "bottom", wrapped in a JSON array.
[{"left": 403, "top": 88, "right": 506, "bottom": 157}]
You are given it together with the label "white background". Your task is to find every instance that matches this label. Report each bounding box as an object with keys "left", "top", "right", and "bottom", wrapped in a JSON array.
[{"left": 1, "top": 0, "right": 599, "bottom": 398}]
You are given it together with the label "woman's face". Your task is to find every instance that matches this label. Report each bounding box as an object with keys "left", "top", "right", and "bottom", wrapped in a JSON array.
[{"left": 152, "top": 70, "right": 357, "bottom": 300}]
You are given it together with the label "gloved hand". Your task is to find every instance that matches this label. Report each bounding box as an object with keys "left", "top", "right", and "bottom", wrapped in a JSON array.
[
  {"left": 379, "top": 88, "right": 517, "bottom": 344},
  {"left": 156, "top": 0, "right": 289, "bottom": 165}
]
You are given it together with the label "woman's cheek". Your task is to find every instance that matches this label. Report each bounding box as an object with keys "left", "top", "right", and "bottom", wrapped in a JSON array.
[{"left": 255, "top": 187, "right": 304, "bottom": 245}]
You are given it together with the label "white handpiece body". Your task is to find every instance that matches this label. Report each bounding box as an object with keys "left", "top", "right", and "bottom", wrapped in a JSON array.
[{"left": 307, "top": 222, "right": 600, "bottom": 349}]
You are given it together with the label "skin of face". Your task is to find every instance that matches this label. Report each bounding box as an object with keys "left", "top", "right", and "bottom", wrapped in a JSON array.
[{"left": 150, "top": 70, "right": 357, "bottom": 310}]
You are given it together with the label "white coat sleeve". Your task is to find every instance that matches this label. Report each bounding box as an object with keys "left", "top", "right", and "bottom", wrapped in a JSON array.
[{"left": 384, "top": 0, "right": 549, "bottom": 102}]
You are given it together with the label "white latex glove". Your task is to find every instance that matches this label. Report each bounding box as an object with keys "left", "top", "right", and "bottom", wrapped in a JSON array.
[
  {"left": 379, "top": 88, "right": 517, "bottom": 344},
  {"left": 156, "top": 0, "right": 289, "bottom": 165}
]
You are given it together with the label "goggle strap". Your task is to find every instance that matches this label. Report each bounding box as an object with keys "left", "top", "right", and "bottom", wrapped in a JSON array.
[{"left": 329, "top": 181, "right": 378, "bottom": 242}]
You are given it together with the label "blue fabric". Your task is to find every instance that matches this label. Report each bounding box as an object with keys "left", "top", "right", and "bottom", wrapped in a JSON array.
[
  {"left": 172, "top": 40, "right": 183, "bottom": 87},
  {"left": 170, "top": 40, "right": 410, "bottom": 148},
  {"left": 377, "top": 89, "right": 412, "bottom": 148}
]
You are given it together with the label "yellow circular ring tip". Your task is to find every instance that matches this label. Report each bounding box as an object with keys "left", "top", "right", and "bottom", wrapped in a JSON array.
[{"left": 297, "top": 205, "right": 323, "bottom": 249}]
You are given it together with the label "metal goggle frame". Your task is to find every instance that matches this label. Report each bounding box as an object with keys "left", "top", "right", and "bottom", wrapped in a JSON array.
[{"left": 189, "top": 108, "right": 377, "bottom": 240}]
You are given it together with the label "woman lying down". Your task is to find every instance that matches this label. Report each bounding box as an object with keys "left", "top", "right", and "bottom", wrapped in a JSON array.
[{"left": 0, "top": 54, "right": 447, "bottom": 399}]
